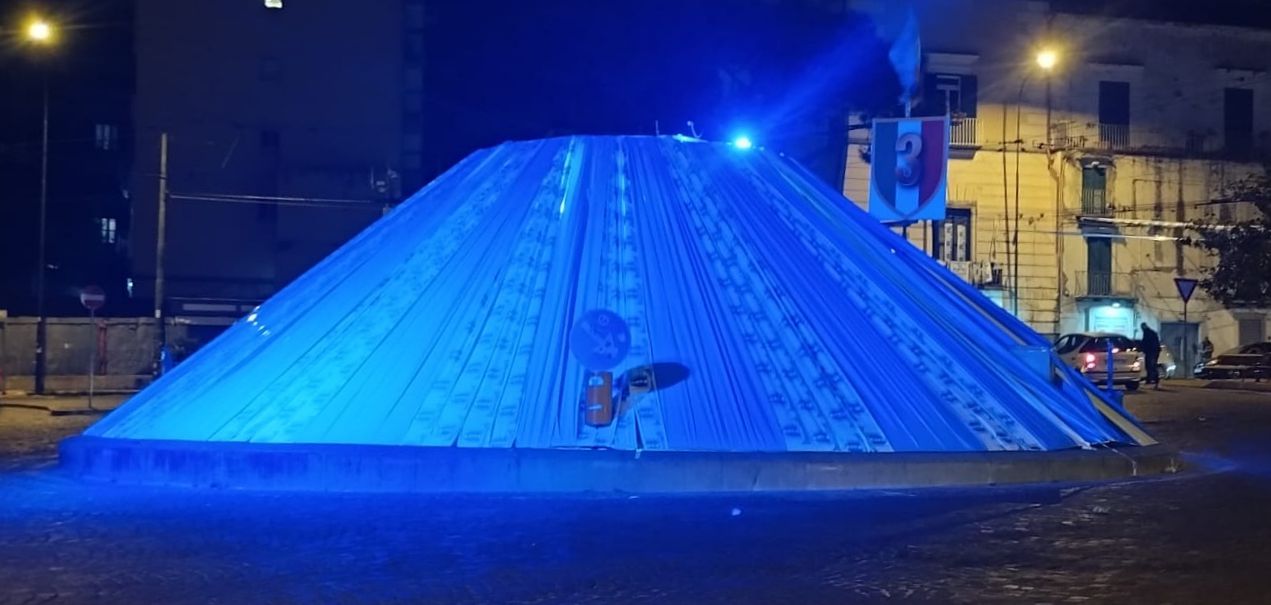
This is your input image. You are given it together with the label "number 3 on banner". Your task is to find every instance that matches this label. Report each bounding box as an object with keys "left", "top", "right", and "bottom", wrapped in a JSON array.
[{"left": 895, "top": 132, "right": 923, "bottom": 188}]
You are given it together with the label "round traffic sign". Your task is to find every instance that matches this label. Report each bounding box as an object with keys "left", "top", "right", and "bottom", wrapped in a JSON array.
[
  {"left": 80, "top": 285, "right": 106, "bottom": 311},
  {"left": 569, "top": 309, "right": 631, "bottom": 371}
]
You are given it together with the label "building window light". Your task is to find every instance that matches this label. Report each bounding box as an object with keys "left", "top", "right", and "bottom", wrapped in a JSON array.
[
  {"left": 99, "top": 218, "right": 117, "bottom": 244},
  {"left": 264, "top": 0, "right": 283, "bottom": 8},
  {"left": 94, "top": 124, "right": 118, "bottom": 151}
]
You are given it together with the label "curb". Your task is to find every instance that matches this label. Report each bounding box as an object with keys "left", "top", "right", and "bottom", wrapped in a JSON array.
[{"left": 59, "top": 436, "right": 1183, "bottom": 494}]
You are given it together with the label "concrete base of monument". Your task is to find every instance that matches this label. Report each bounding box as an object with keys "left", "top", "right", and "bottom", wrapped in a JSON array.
[{"left": 59, "top": 436, "right": 1184, "bottom": 493}]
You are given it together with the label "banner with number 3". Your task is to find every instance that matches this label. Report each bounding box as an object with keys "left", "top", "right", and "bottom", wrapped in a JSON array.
[{"left": 868, "top": 116, "right": 949, "bottom": 223}]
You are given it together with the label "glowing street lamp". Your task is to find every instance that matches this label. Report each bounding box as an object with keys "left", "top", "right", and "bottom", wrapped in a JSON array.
[
  {"left": 27, "top": 19, "right": 52, "bottom": 42},
  {"left": 732, "top": 135, "right": 754, "bottom": 150},
  {"left": 1035, "top": 48, "right": 1058, "bottom": 71}
]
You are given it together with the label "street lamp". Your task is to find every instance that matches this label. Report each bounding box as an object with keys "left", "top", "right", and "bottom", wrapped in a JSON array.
[
  {"left": 26, "top": 17, "right": 54, "bottom": 394},
  {"left": 1004, "top": 47, "right": 1061, "bottom": 317},
  {"left": 1035, "top": 49, "right": 1058, "bottom": 71},
  {"left": 27, "top": 20, "right": 51, "bottom": 41}
]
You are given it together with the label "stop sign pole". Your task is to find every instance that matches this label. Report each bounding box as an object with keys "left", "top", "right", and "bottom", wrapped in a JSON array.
[{"left": 79, "top": 286, "right": 106, "bottom": 411}]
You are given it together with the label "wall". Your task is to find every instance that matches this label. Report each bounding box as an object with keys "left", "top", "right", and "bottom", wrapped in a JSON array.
[{"left": 0, "top": 317, "right": 199, "bottom": 393}]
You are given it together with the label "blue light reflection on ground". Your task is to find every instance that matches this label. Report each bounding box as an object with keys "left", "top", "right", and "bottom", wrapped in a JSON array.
[{"left": 0, "top": 466, "right": 1071, "bottom": 604}]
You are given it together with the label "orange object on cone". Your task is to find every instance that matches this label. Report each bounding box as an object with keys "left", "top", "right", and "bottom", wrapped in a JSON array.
[{"left": 584, "top": 371, "right": 614, "bottom": 427}]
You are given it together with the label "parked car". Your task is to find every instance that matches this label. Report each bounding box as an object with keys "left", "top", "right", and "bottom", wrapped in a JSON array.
[
  {"left": 1133, "top": 341, "right": 1177, "bottom": 380},
  {"left": 1196, "top": 342, "right": 1271, "bottom": 380},
  {"left": 1053, "top": 333, "right": 1143, "bottom": 390}
]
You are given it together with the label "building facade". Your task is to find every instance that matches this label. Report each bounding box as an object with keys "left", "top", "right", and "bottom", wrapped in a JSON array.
[
  {"left": 0, "top": 0, "right": 134, "bottom": 317},
  {"left": 129, "top": 0, "right": 426, "bottom": 318},
  {"left": 845, "top": 0, "right": 1271, "bottom": 375}
]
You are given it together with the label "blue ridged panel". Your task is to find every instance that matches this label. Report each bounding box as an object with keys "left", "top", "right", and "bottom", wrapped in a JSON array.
[{"left": 86, "top": 135, "right": 1150, "bottom": 452}]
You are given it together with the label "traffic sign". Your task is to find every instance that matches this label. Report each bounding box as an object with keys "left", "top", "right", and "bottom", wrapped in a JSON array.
[
  {"left": 1174, "top": 277, "right": 1198, "bottom": 304},
  {"left": 79, "top": 285, "right": 106, "bottom": 311},
  {"left": 569, "top": 309, "right": 631, "bottom": 371}
]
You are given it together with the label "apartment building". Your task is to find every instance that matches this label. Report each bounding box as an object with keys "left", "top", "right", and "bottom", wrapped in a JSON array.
[
  {"left": 844, "top": 0, "right": 1271, "bottom": 375},
  {"left": 129, "top": 0, "right": 426, "bottom": 313}
]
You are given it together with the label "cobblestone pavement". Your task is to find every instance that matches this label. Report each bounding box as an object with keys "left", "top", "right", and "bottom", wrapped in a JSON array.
[{"left": 1, "top": 385, "right": 1270, "bottom": 604}]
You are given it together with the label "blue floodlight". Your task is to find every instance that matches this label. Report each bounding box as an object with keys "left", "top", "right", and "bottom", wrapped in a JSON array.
[{"left": 732, "top": 135, "right": 753, "bottom": 150}]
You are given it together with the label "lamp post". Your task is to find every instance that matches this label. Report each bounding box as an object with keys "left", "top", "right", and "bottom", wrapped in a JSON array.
[
  {"left": 27, "top": 18, "right": 54, "bottom": 395},
  {"left": 1036, "top": 48, "right": 1057, "bottom": 149},
  {"left": 1008, "top": 48, "right": 1059, "bottom": 317}
]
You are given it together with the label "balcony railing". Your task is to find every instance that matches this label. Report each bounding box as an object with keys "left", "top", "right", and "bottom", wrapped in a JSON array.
[
  {"left": 942, "top": 259, "right": 1003, "bottom": 287},
  {"left": 1050, "top": 121, "right": 1268, "bottom": 159},
  {"left": 1098, "top": 123, "right": 1130, "bottom": 150},
  {"left": 1073, "top": 271, "right": 1135, "bottom": 298},
  {"left": 950, "top": 116, "right": 978, "bottom": 147},
  {"left": 1080, "top": 188, "right": 1110, "bottom": 217}
]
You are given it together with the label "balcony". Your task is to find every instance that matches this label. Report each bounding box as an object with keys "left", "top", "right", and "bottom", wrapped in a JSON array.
[
  {"left": 1097, "top": 123, "right": 1130, "bottom": 150},
  {"left": 1080, "top": 188, "right": 1110, "bottom": 217},
  {"left": 950, "top": 116, "right": 978, "bottom": 147},
  {"left": 1073, "top": 271, "right": 1135, "bottom": 299},
  {"left": 942, "top": 259, "right": 1003, "bottom": 287},
  {"left": 1051, "top": 121, "right": 1270, "bottom": 160}
]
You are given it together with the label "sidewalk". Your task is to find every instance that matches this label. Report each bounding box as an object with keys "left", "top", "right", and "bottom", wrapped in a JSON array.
[
  {"left": 1202, "top": 379, "right": 1271, "bottom": 393},
  {"left": 0, "top": 393, "right": 127, "bottom": 414}
]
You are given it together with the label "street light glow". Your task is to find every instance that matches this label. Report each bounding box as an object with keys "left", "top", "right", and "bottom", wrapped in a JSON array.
[
  {"left": 27, "top": 19, "right": 52, "bottom": 42},
  {"left": 733, "top": 135, "right": 753, "bottom": 150},
  {"left": 1036, "top": 49, "right": 1058, "bottom": 71}
]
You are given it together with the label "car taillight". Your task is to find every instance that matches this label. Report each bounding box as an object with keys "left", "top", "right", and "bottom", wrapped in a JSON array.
[{"left": 1084, "top": 353, "right": 1096, "bottom": 368}]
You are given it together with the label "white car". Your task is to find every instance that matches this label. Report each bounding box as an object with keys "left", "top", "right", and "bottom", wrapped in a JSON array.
[{"left": 1052, "top": 332, "right": 1143, "bottom": 391}]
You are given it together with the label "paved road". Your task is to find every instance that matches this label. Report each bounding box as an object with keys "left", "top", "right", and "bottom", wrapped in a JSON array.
[{"left": 1, "top": 385, "right": 1270, "bottom": 604}]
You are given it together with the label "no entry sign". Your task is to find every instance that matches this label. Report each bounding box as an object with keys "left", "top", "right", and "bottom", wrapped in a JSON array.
[{"left": 80, "top": 285, "right": 106, "bottom": 311}]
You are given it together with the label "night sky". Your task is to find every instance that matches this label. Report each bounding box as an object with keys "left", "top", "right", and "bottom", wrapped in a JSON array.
[{"left": 421, "top": 0, "right": 896, "bottom": 182}]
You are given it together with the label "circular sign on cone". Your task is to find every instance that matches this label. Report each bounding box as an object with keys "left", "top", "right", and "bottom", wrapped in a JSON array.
[
  {"left": 80, "top": 285, "right": 106, "bottom": 311},
  {"left": 569, "top": 309, "right": 630, "bottom": 371}
]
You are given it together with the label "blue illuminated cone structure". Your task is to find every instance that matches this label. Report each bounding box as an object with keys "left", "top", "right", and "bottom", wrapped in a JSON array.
[{"left": 81, "top": 136, "right": 1152, "bottom": 455}]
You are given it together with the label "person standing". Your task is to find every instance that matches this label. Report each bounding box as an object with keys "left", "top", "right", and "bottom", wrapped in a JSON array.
[{"left": 1141, "top": 322, "right": 1161, "bottom": 389}]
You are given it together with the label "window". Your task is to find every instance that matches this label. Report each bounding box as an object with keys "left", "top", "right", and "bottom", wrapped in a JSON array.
[
  {"left": 264, "top": 0, "right": 283, "bottom": 8},
  {"left": 1081, "top": 165, "right": 1108, "bottom": 216},
  {"left": 933, "top": 208, "right": 972, "bottom": 262},
  {"left": 1080, "top": 335, "right": 1135, "bottom": 353},
  {"left": 1054, "top": 335, "right": 1081, "bottom": 354},
  {"left": 1224, "top": 87, "right": 1254, "bottom": 157},
  {"left": 94, "top": 124, "right": 118, "bottom": 151},
  {"left": 1086, "top": 237, "right": 1112, "bottom": 295},
  {"left": 923, "top": 73, "right": 977, "bottom": 117},
  {"left": 99, "top": 218, "right": 117, "bottom": 244},
  {"left": 1098, "top": 81, "right": 1130, "bottom": 148},
  {"left": 1238, "top": 316, "right": 1266, "bottom": 345},
  {"left": 922, "top": 73, "right": 978, "bottom": 146}
]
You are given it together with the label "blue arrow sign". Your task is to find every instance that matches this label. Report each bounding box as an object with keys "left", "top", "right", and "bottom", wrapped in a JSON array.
[{"left": 1174, "top": 277, "right": 1198, "bottom": 304}]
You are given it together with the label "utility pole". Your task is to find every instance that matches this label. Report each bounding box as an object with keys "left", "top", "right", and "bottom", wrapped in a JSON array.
[
  {"left": 154, "top": 133, "right": 169, "bottom": 374},
  {"left": 34, "top": 72, "right": 49, "bottom": 394}
]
